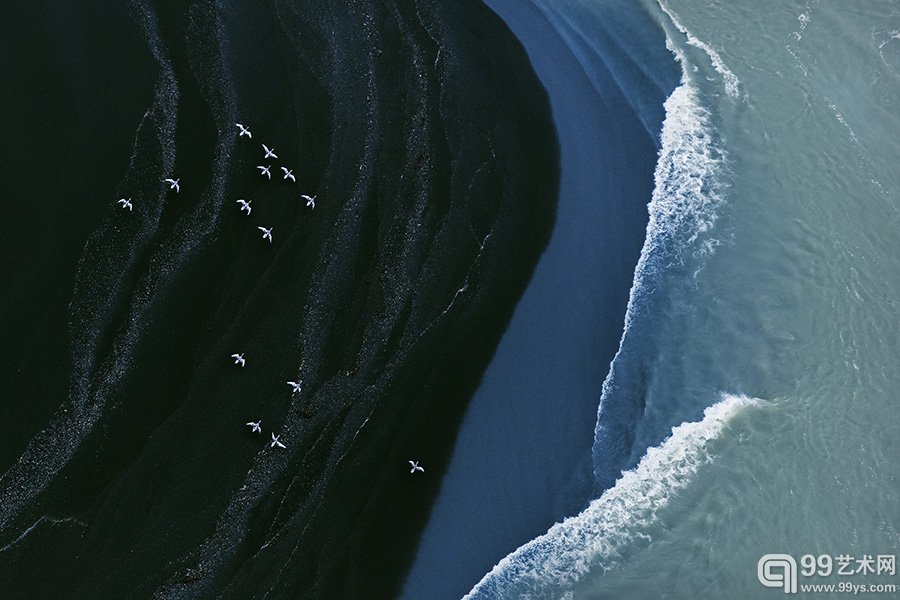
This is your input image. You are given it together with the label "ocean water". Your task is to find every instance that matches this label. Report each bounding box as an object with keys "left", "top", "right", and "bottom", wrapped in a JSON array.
[{"left": 466, "top": 0, "right": 900, "bottom": 598}]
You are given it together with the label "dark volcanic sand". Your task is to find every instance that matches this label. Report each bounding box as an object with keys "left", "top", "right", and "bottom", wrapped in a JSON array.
[{"left": 0, "top": 0, "right": 557, "bottom": 598}]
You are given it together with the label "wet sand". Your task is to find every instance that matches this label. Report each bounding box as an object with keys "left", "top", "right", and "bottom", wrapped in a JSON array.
[{"left": 400, "top": 1, "right": 678, "bottom": 598}]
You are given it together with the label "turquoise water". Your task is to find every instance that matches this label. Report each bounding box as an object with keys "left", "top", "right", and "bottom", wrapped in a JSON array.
[{"left": 468, "top": 0, "right": 900, "bottom": 597}]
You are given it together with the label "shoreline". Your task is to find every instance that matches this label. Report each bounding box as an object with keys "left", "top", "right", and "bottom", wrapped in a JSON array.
[{"left": 400, "top": 1, "right": 679, "bottom": 598}]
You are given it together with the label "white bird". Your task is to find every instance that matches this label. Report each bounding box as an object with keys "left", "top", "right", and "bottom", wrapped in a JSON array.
[
  {"left": 246, "top": 420, "right": 262, "bottom": 433},
  {"left": 235, "top": 123, "right": 252, "bottom": 138},
  {"left": 262, "top": 144, "right": 278, "bottom": 159},
  {"left": 258, "top": 226, "right": 273, "bottom": 243},
  {"left": 409, "top": 460, "right": 424, "bottom": 474},
  {"left": 236, "top": 198, "right": 252, "bottom": 215},
  {"left": 164, "top": 178, "right": 180, "bottom": 193},
  {"left": 117, "top": 198, "right": 133, "bottom": 211},
  {"left": 286, "top": 380, "right": 302, "bottom": 393},
  {"left": 270, "top": 433, "right": 286, "bottom": 449},
  {"left": 301, "top": 194, "right": 316, "bottom": 210},
  {"left": 231, "top": 353, "right": 246, "bottom": 367},
  {"left": 281, "top": 167, "right": 296, "bottom": 183},
  {"left": 257, "top": 165, "right": 271, "bottom": 180}
]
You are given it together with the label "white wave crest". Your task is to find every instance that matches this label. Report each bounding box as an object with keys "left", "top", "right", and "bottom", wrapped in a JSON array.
[
  {"left": 465, "top": 394, "right": 758, "bottom": 599},
  {"left": 591, "top": 77, "right": 727, "bottom": 480},
  {"left": 639, "top": 81, "right": 727, "bottom": 271},
  {"left": 657, "top": 0, "right": 741, "bottom": 99}
]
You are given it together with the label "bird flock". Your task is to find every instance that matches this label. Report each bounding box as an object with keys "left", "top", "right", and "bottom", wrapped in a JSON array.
[
  {"left": 235, "top": 127, "right": 319, "bottom": 244},
  {"left": 115, "top": 122, "right": 318, "bottom": 250},
  {"left": 115, "top": 123, "right": 422, "bottom": 472},
  {"left": 229, "top": 350, "right": 296, "bottom": 449},
  {"left": 231, "top": 350, "right": 421, "bottom": 471}
]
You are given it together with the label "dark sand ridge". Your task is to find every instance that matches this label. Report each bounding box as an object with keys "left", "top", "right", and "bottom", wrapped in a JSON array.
[
  {"left": 0, "top": 0, "right": 159, "bottom": 468},
  {"left": 401, "top": 1, "right": 679, "bottom": 598},
  {"left": 0, "top": 0, "right": 557, "bottom": 598}
]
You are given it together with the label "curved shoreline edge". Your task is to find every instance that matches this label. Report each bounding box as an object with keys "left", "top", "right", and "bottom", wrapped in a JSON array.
[
  {"left": 0, "top": 0, "right": 558, "bottom": 598},
  {"left": 400, "top": 0, "right": 680, "bottom": 598}
]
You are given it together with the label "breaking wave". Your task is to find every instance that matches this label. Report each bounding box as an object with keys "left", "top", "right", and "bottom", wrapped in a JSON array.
[
  {"left": 591, "top": 71, "right": 728, "bottom": 488},
  {"left": 465, "top": 394, "right": 758, "bottom": 599}
]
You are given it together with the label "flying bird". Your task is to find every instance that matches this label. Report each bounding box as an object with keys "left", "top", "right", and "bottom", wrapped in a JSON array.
[
  {"left": 281, "top": 167, "right": 296, "bottom": 183},
  {"left": 231, "top": 353, "right": 246, "bottom": 367},
  {"left": 164, "top": 178, "right": 180, "bottom": 193},
  {"left": 257, "top": 226, "right": 273, "bottom": 243},
  {"left": 286, "top": 380, "right": 302, "bottom": 393},
  {"left": 408, "top": 461, "right": 424, "bottom": 474},
  {"left": 301, "top": 194, "right": 316, "bottom": 210},
  {"left": 246, "top": 420, "right": 262, "bottom": 433},
  {"left": 262, "top": 144, "right": 278, "bottom": 159},
  {"left": 270, "top": 433, "right": 286, "bottom": 449},
  {"left": 236, "top": 198, "right": 252, "bottom": 215},
  {"left": 257, "top": 165, "right": 271, "bottom": 180},
  {"left": 117, "top": 198, "right": 133, "bottom": 211},
  {"left": 235, "top": 123, "right": 252, "bottom": 138}
]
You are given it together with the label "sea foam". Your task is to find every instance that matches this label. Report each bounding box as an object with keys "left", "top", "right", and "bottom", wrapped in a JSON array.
[
  {"left": 591, "top": 73, "right": 727, "bottom": 485},
  {"left": 657, "top": 0, "right": 742, "bottom": 99},
  {"left": 464, "top": 394, "right": 758, "bottom": 599}
]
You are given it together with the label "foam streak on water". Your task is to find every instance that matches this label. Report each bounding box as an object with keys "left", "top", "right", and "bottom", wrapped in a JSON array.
[
  {"left": 468, "top": 0, "right": 900, "bottom": 596},
  {"left": 465, "top": 395, "right": 758, "bottom": 600},
  {"left": 591, "top": 74, "right": 727, "bottom": 486},
  {"left": 656, "top": 0, "right": 741, "bottom": 99}
]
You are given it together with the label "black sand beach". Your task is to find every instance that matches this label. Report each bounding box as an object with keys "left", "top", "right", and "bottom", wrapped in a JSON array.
[{"left": 0, "top": 0, "right": 557, "bottom": 598}]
